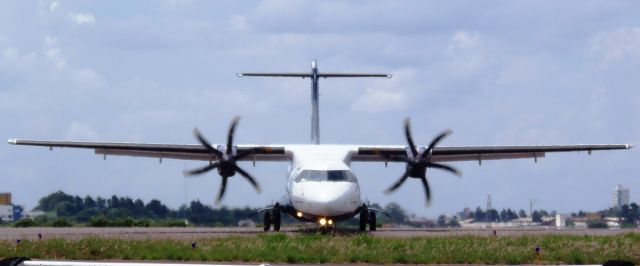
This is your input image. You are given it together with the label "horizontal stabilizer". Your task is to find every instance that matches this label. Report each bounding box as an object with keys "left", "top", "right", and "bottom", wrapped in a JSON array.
[
  {"left": 237, "top": 72, "right": 391, "bottom": 78},
  {"left": 237, "top": 73, "right": 310, "bottom": 77},
  {"left": 319, "top": 73, "right": 392, "bottom": 78}
]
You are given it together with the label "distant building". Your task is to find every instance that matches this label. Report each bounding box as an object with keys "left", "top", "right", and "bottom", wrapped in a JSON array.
[
  {"left": 612, "top": 184, "right": 630, "bottom": 209},
  {"left": 0, "top": 205, "right": 13, "bottom": 222},
  {"left": 0, "top": 192, "right": 11, "bottom": 205},
  {"left": 0, "top": 192, "right": 23, "bottom": 222},
  {"left": 555, "top": 214, "right": 566, "bottom": 228}
]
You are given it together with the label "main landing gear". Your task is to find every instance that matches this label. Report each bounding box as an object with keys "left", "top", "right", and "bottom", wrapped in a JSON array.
[
  {"left": 263, "top": 203, "right": 281, "bottom": 232},
  {"left": 359, "top": 205, "right": 377, "bottom": 232}
]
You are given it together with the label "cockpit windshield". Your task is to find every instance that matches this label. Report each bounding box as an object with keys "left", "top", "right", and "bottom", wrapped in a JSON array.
[{"left": 294, "top": 170, "right": 357, "bottom": 183}]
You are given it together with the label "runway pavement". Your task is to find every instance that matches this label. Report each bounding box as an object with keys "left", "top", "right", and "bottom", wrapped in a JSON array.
[{"left": 1, "top": 226, "right": 638, "bottom": 240}]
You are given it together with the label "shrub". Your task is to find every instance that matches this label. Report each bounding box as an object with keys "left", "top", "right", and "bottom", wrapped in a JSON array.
[
  {"left": 586, "top": 220, "right": 608, "bottom": 229},
  {"left": 163, "top": 220, "right": 187, "bottom": 227},
  {"left": 52, "top": 218, "right": 73, "bottom": 227},
  {"left": 90, "top": 216, "right": 110, "bottom": 227},
  {"left": 14, "top": 218, "right": 35, "bottom": 227}
]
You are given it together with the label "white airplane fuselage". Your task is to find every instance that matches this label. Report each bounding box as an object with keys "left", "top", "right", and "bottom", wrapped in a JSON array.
[{"left": 279, "top": 145, "right": 364, "bottom": 223}]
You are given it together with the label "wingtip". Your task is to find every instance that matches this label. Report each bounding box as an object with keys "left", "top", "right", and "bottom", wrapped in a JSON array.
[
  {"left": 236, "top": 73, "right": 243, "bottom": 77},
  {"left": 386, "top": 74, "right": 393, "bottom": 78},
  {"left": 7, "top": 139, "right": 17, "bottom": 145},
  {"left": 627, "top": 144, "right": 634, "bottom": 149}
]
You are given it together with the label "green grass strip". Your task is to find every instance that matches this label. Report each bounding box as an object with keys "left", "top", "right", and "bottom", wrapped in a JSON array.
[{"left": 1, "top": 233, "right": 639, "bottom": 264}]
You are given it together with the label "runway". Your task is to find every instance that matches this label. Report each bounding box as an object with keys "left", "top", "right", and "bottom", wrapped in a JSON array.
[{"left": 1, "top": 226, "right": 638, "bottom": 240}]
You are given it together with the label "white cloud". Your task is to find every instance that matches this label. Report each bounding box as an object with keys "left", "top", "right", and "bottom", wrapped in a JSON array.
[
  {"left": 450, "top": 31, "right": 480, "bottom": 50},
  {"left": 45, "top": 47, "right": 66, "bottom": 69},
  {"left": 2, "top": 48, "right": 19, "bottom": 59},
  {"left": 445, "top": 31, "right": 487, "bottom": 72},
  {"left": 49, "top": 1, "right": 58, "bottom": 12},
  {"left": 71, "top": 13, "right": 96, "bottom": 25},
  {"left": 72, "top": 68, "right": 106, "bottom": 87},
  {"left": 44, "top": 35, "right": 58, "bottom": 46},
  {"left": 591, "top": 27, "right": 640, "bottom": 67},
  {"left": 351, "top": 88, "right": 406, "bottom": 113}
]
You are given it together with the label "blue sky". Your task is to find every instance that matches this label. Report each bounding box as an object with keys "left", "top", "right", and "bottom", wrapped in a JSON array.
[{"left": 1, "top": 1, "right": 638, "bottom": 217}]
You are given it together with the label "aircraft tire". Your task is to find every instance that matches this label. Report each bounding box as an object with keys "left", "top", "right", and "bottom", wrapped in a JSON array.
[
  {"left": 369, "top": 211, "right": 377, "bottom": 231},
  {"left": 263, "top": 212, "right": 272, "bottom": 232},
  {"left": 359, "top": 209, "right": 368, "bottom": 231},
  {"left": 272, "top": 210, "right": 281, "bottom": 232}
]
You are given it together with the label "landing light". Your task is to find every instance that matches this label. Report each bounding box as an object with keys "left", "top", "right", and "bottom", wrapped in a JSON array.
[
  {"left": 319, "top": 218, "right": 327, "bottom": 226},
  {"left": 328, "top": 219, "right": 333, "bottom": 225},
  {"left": 296, "top": 211, "right": 303, "bottom": 218}
]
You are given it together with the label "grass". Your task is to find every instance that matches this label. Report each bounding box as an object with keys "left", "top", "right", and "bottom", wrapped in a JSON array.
[{"left": 1, "top": 233, "right": 639, "bottom": 264}]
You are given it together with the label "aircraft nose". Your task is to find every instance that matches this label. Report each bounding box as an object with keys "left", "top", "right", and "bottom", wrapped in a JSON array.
[{"left": 292, "top": 182, "right": 360, "bottom": 216}]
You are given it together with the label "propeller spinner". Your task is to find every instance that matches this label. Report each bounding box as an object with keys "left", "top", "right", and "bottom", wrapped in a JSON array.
[
  {"left": 184, "top": 117, "right": 261, "bottom": 204},
  {"left": 383, "top": 118, "right": 462, "bottom": 205}
]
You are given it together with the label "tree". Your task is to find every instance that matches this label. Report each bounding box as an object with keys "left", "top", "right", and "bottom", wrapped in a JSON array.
[
  {"left": 36, "top": 191, "right": 74, "bottom": 212},
  {"left": 474, "top": 207, "right": 485, "bottom": 222},
  {"left": 630, "top": 202, "right": 639, "bottom": 223},
  {"left": 96, "top": 197, "right": 106, "bottom": 211},
  {"left": 146, "top": 199, "right": 169, "bottom": 218},
  {"left": 384, "top": 202, "right": 408, "bottom": 223},
  {"left": 133, "top": 199, "right": 146, "bottom": 217},
  {"left": 108, "top": 195, "right": 120, "bottom": 209},
  {"left": 487, "top": 209, "right": 499, "bottom": 222},
  {"left": 448, "top": 216, "right": 460, "bottom": 227},
  {"left": 437, "top": 215, "right": 447, "bottom": 227},
  {"left": 84, "top": 196, "right": 96, "bottom": 210},
  {"left": 519, "top": 209, "right": 527, "bottom": 218},
  {"left": 532, "top": 211, "right": 542, "bottom": 223},
  {"left": 620, "top": 203, "right": 638, "bottom": 225}
]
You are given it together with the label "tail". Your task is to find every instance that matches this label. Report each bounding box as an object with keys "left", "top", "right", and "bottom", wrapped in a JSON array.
[{"left": 238, "top": 60, "right": 392, "bottom": 144}]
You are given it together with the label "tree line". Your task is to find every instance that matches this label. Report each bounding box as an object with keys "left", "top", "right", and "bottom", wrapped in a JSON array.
[{"left": 15, "top": 191, "right": 410, "bottom": 227}]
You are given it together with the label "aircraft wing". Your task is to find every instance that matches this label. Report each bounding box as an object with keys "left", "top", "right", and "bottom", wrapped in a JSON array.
[
  {"left": 7, "top": 139, "right": 289, "bottom": 162},
  {"left": 237, "top": 73, "right": 310, "bottom": 78},
  {"left": 353, "top": 144, "right": 632, "bottom": 163},
  {"left": 318, "top": 73, "right": 392, "bottom": 78}
]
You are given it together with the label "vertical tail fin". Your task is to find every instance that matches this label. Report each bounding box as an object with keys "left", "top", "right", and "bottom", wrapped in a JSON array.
[{"left": 238, "top": 60, "right": 391, "bottom": 144}]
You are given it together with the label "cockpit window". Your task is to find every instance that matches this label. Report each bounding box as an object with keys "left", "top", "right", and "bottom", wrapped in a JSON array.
[{"left": 295, "top": 170, "right": 356, "bottom": 183}]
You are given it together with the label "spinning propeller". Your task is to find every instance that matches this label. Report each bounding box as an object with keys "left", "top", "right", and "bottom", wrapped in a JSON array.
[
  {"left": 184, "top": 117, "right": 260, "bottom": 204},
  {"left": 383, "top": 118, "right": 462, "bottom": 205}
]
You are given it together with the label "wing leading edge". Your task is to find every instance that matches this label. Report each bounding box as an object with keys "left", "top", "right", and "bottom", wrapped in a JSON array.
[
  {"left": 354, "top": 144, "right": 632, "bottom": 163},
  {"left": 7, "top": 139, "right": 289, "bottom": 162}
]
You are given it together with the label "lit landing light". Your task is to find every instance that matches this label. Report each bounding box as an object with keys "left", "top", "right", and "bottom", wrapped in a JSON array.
[
  {"left": 319, "top": 218, "right": 327, "bottom": 226},
  {"left": 327, "top": 219, "right": 333, "bottom": 225},
  {"left": 296, "top": 211, "right": 303, "bottom": 218}
]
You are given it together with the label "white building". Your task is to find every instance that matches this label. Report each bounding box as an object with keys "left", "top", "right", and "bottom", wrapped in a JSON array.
[
  {"left": 0, "top": 205, "right": 13, "bottom": 222},
  {"left": 555, "top": 214, "right": 566, "bottom": 228},
  {"left": 612, "top": 184, "right": 630, "bottom": 209}
]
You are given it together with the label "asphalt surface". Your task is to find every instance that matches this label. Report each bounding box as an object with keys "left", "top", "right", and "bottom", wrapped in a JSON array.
[{"left": 1, "top": 226, "right": 638, "bottom": 240}]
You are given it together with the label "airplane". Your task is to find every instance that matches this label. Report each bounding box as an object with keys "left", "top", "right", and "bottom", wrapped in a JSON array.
[{"left": 7, "top": 60, "right": 633, "bottom": 232}]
